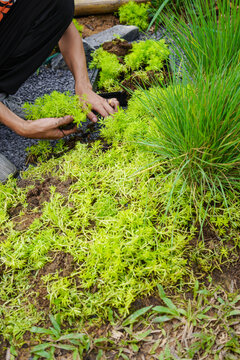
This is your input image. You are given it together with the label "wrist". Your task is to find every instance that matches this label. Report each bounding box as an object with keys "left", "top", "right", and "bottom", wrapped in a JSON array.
[
  {"left": 75, "top": 80, "right": 92, "bottom": 95},
  {"left": 16, "top": 119, "right": 32, "bottom": 137}
]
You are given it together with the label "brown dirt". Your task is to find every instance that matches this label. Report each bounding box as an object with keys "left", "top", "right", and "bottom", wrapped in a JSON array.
[
  {"left": 121, "top": 70, "right": 160, "bottom": 92},
  {"left": 8, "top": 177, "right": 75, "bottom": 219},
  {"left": 102, "top": 38, "right": 132, "bottom": 58},
  {"left": 212, "top": 255, "right": 240, "bottom": 292},
  {"left": 76, "top": 14, "right": 120, "bottom": 38},
  {"left": 13, "top": 212, "right": 42, "bottom": 231},
  {"left": 0, "top": 337, "right": 8, "bottom": 360},
  {"left": 122, "top": 66, "right": 172, "bottom": 92},
  {"left": 37, "top": 251, "right": 75, "bottom": 279}
]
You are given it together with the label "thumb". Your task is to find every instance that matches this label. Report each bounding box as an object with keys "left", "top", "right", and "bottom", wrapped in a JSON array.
[{"left": 57, "top": 115, "right": 74, "bottom": 127}]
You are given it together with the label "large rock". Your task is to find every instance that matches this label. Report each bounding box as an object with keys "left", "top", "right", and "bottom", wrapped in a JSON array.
[
  {"left": 85, "top": 25, "right": 139, "bottom": 50},
  {"left": 0, "top": 154, "right": 17, "bottom": 184}
]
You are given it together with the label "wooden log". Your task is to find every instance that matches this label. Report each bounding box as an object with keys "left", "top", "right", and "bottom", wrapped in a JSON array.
[{"left": 74, "top": 0, "right": 147, "bottom": 16}]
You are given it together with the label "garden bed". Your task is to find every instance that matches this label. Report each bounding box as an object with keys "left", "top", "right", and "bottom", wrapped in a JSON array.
[{"left": 1, "top": 1, "right": 240, "bottom": 359}]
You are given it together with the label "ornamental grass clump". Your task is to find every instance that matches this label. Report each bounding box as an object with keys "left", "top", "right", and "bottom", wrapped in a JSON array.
[
  {"left": 161, "top": 0, "right": 240, "bottom": 76},
  {"left": 118, "top": 1, "right": 150, "bottom": 31},
  {"left": 23, "top": 91, "right": 90, "bottom": 127},
  {"left": 136, "top": 65, "right": 240, "bottom": 224}
]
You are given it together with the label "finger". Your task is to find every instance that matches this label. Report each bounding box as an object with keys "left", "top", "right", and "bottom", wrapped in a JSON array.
[
  {"left": 107, "top": 98, "right": 119, "bottom": 112},
  {"left": 62, "top": 126, "right": 77, "bottom": 136},
  {"left": 95, "top": 103, "right": 109, "bottom": 118},
  {"left": 87, "top": 111, "right": 98, "bottom": 123},
  {"left": 56, "top": 115, "right": 74, "bottom": 128},
  {"left": 103, "top": 100, "right": 116, "bottom": 115}
]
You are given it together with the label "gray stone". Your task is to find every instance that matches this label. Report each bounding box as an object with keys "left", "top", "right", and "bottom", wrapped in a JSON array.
[
  {"left": 0, "top": 153, "right": 17, "bottom": 183},
  {"left": 85, "top": 25, "right": 139, "bottom": 50}
]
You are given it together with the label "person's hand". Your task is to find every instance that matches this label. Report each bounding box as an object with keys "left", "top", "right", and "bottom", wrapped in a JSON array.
[
  {"left": 19, "top": 115, "right": 77, "bottom": 139},
  {"left": 76, "top": 87, "right": 119, "bottom": 123}
]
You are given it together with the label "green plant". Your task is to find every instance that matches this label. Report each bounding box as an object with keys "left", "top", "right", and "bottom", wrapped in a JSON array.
[
  {"left": 26, "top": 139, "right": 68, "bottom": 164},
  {"left": 89, "top": 47, "right": 124, "bottom": 91},
  {"left": 0, "top": 139, "right": 193, "bottom": 341},
  {"left": 90, "top": 39, "right": 169, "bottom": 91},
  {"left": 30, "top": 314, "right": 90, "bottom": 359},
  {"left": 148, "top": 0, "right": 187, "bottom": 31},
  {"left": 23, "top": 91, "right": 90, "bottom": 127},
  {"left": 118, "top": 1, "right": 150, "bottom": 31},
  {"left": 160, "top": 0, "right": 240, "bottom": 75},
  {"left": 26, "top": 141, "right": 52, "bottom": 163},
  {"left": 134, "top": 64, "right": 240, "bottom": 228},
  {"left": 125, "top": 39, "right": 169, "bottom": 71}
]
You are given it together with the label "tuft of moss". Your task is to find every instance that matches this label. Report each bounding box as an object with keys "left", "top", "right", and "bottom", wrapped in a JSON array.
[
  {"left": 23, "top": 91, "right": 90, "bottom": 127},
  {"left": 89, "top": 48, "right": 125, "bottom": 91},
  {"left": 118, "top": 1, "right": 150, "bottom": 31},
  {"left": 125, "top": 39, "right": 169, "bottom": 71},
  {"left": 89, "top": 39, "right": 169, "bottom": 92}
]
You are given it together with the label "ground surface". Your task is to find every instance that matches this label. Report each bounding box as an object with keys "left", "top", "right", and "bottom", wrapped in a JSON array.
[{"left": 1, "top": 12, "right": 240, "bottom": 360}]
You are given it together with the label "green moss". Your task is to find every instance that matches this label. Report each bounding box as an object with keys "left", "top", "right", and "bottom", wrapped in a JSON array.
[
  {"left": 89, "top": 47, "right": 124, "bottom": 91},
  {"left": 124, "top": 39, "right": 170, "bottom": 71},
  {"left": 89, "top": 39, "right": 169, "bottom": 92},
  {"left": 118, "top": 1, "right": 150, "bottom": 31},
  {"left": 0, "top": 141, "right": 195, "bottom": 339}
]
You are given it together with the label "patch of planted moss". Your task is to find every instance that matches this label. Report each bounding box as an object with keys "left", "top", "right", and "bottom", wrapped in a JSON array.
[
  {"left": 1, "top": 85, "right": 239, "bottom": 344},
  {"left": 89, "top": 38, "right": 170, "bottom": 92}
]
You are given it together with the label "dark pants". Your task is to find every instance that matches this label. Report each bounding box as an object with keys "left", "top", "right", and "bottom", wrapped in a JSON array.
[{"left": 0, "top": 0, "right": 74, "bottom": 95}]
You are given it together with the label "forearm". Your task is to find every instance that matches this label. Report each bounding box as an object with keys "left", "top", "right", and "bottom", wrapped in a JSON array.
[
  {"left": 0, "top": 102, "right": 76, "bottom": 139},
  {"left": 58, "top": 22, "right": 91, "bottom": 93},
  {"left": 0, "top": 102, "right": 26, "bottom": 136}
]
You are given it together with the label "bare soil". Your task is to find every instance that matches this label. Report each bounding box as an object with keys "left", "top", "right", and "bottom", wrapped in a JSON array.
[
  {"left": 76, "top": 14, "right": 120, "bottom": 38},
  {"left": 8, "top": 177, "right": 75, "bottom": 217},
  {"left": 102, "top": 38, "right": 132, "bottom": 58}
]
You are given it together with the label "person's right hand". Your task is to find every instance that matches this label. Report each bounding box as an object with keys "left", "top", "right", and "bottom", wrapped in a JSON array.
[{"left": 19, "top": 115, "right": 77, "bottom": 139}]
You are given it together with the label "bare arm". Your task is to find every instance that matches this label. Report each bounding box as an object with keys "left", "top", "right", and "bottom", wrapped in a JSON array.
[
  {"left": 58, "top": 22, "right": 119, "bottom": 122},
  {"left": 0, "top": 102, "right": 76, "bottom": 139}
]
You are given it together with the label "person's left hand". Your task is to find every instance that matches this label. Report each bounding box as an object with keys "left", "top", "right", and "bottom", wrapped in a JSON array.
[{"left": 76, "top": 87, "right": 119, "bottom": 123}]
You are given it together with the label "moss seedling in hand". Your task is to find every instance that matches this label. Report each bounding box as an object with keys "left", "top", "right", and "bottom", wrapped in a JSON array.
[{"left": 23, "top": 91, "right": 90, "bottom": 128}]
